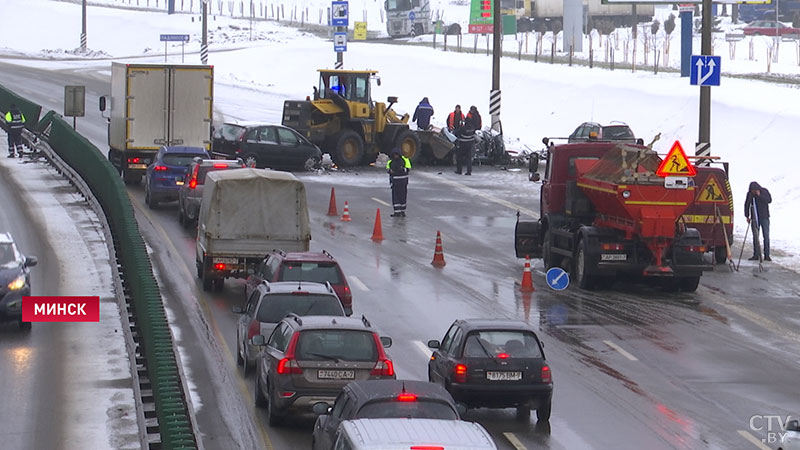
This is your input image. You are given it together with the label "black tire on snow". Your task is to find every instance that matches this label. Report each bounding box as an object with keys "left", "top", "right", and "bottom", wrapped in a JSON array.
[
  {"left": 537, "top": 401, "right": 552, "bottom": 422},
  {"left": 574, "top": 238, "right": 596, "bottom": 290},
  {"left": 714, "top": 246, "right": 728, "bottom": 264},
  {"left": 255, "top": 372, "right": 268, "bottom": 407},
  {"left": 393, "top": 129, "right": 422, "bottom": 164},
  {"left": 679, "top": 276, "right": 701, "bottom": 292},
  {"left": 333, "top": 130, "right": 365, "bottom": 167}
]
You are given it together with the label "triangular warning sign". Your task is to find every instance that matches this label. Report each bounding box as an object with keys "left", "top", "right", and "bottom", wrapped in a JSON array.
[
  {"left": 656, "top": 141, "right": 697, "bottom": 177},
  {"left": 697, "top": 175, "right": 728, "bottom": 203}
]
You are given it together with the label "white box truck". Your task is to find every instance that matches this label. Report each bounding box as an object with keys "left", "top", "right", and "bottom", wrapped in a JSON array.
[
  {"left": 100, "top": 63, "right": 213, "bottom": 184},
  {"left": 195, "top": 168, "right": 311, "bottom": 292}
]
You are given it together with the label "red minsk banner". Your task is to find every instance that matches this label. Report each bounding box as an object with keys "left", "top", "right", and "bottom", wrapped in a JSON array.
[{"left": 22, "top": 296, "right": 100, "bottom": 322}]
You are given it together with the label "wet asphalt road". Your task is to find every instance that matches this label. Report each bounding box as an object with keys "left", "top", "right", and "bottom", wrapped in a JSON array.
[{"left": 1, "top": 61, "right": 799, "bottom": 450}]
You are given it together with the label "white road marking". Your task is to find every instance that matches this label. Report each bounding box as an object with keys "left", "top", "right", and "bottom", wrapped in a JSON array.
[
  {"left": 348, "top": 275, "right": 369, "bottom": 291},
  {"left": 603, "top": 340, "right": 638, "bottom": 361},
  {"left": 413, "top": 340, "right": 433, "bottom": 358},
  {"left": 737, "top": 430, "right": 771, "bottom": 450},
  {"left": 503, "top": 432, "right": 528, "bottom": 450},
  {"left": 371, "top": 197, "right": 391, "bottom": 207},
  {"left": 415, "top": 171, "right": 539, "bottom": 218}
]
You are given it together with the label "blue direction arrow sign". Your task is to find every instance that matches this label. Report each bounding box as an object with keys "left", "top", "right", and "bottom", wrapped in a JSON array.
[
  {"left": 160, "top": 34, "right": 190, "bottom": 42},
  {"left": 545, "top": 267, "right": 570, "bottom": 291},
  {"left": 690, "top": 55, "right": 721, "bottom": 86},
  {"left": 331, "top": 1, "right": 349, "bottom": 27},
  {"left": 409, "top": 11, "right": 416, "bottom": 22}
]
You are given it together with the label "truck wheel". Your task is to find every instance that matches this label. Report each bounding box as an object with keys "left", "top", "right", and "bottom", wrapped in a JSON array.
[
  {"left": 543, "top": 229, "right": 562, "bottom": 269},
  {"left": 122, "top": 167, "right": 141, "bottom": 185},
  {"left": 213, "top": 277, "right": 225, "bottom": 292},
  {"left": 714, "top": 246, "right": 728, "bottom": 264},
  {"left": 679, "top": 276, "right": 700, "bottom": 292},
  {"left": 394, "top": 130, "right": 422, "bottom": 164},
  {"left": 574, "top": 238, "right": 596, "bottom": 290},
  {"left": 333, "top": 130, "right": 364, "bottom": 167},
  {"left": 196, "top": 260, "right": 203, "bottom": 279},
  {"left": 202, "top": 276, "right": 213, "bottom": 292}
]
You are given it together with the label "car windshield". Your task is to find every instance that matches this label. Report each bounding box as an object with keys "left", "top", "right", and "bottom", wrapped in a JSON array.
[
  {"left": 0, "top": 242, "right": 19, "bottom": 267},
  {"left": 197, "top": 165, "right": 234, "bottom": 184},
  {"left": 256, "top": 294, "right": 344, "bottom": 323},
  {"left": 602, "top": 126, "right": 634, "bottom": 139},
  {"left": 278, "top": 262, "right": 342, "bottom": 284},
  {"left": 463, "top": 330, "right": 543, "bottom": 359},
  {"left": 356, "top": 400, "right": 458, "bottom": 420},
  {"left": 163, "top": 154, "right": 203, "bottom": 167},
  {"left": 295, "top": 329, "right": 377, "bottom": 362}
]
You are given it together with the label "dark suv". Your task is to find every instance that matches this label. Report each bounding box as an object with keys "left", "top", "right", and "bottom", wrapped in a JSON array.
[
  {"left": 251, "top": 314, "right": 395, "bottom": 426},
  {"left": 568, "top": 121, "right": 641, "bottom": 144},
  {"left": 212, "top": 122, "right": 322, "bottom": 171},
  {"left": 427, "top": 319, "right": 553, "bottom": 423},
  {"left": 0, "top": 233, "right": 37, "bottom": 331},
  {"left": 311, "top": 379, "right": 463, "bottom": 450},
  {"left": 245, "top": 250, "right": 352, "bottom": 316}
]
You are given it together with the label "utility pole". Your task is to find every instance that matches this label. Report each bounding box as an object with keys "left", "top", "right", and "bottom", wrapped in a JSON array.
[
  {"left": 490, "top": 0, "right": 501, "bottom": 131},
  {"left": 697, "top": 0, "right": 712, "bottom": 164},
  {"left": 201, "top": 0, "right": 209, "bottom": 64},
  {"left": 81, "top": 0, "right": 87, "bottom": 50}
]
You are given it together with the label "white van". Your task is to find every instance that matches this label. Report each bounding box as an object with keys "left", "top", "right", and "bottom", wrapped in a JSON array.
[{"left": 331, "top": 418, "right": 497, "bottom": 450}]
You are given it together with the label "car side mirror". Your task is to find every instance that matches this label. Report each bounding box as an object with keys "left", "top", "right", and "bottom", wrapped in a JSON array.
[
  {"left": 380, "top": 336, "right": 392, "bottom": 348},
  {"left": 455, "top": 403, "right": 467, "bottom": 417},
  {"left": 427, "top": 340, "right": 440, "bottom": 349},
  {"left": 251, "top": 335, "right": 266, "bottom": 346},
  {"left": 231, "top": 306, "right": 245, "bottom": 314},
  {"left": 312, "top": 402, "right": 331, "bottom": 415},
  {"left": 530, "top": 172, "right": 541, "bottom": 182},
  {"left": 24, "top": 256, "right": 38, "bottom": 267}
]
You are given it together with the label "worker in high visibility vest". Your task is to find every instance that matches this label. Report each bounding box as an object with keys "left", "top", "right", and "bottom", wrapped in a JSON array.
[
  {"left": 5, "top": 103, "right": 26, "bottom": 158},
  {"left": 386, "top": 148, "right": 411, "bottom": 217}
]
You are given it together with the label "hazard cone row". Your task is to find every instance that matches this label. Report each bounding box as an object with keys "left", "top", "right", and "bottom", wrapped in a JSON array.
[
  {"left": 327, "top": 187, "right": 338, "bottom": 216},
  {"left": 341, "top": 201, "right": 352, "bottom": 222},
  {"left": 520, "top": 255, "right": 534, "bottom": 292},
  {"left": 431, "top": 231, "right": 446, "bottom": 267},
  {"left": 371, "top": 208, "right": 384, "bottom": 242}
]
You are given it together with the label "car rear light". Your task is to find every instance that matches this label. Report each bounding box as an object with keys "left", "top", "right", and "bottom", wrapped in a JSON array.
[
  {"left": 541, "top": 365, "right": 552, "bottom": 383},
  {"left": 127, "top": 157, "right": 140, "bottom": 163},
  {"left": 277, "top": 332, "right": 303, "bottom": 375},
  {"left": 497, "top": 352, "right": 509, "bottom": 359},
  {"left": 686, "top": 245, "right": 707, "bottom": 253},
  {"left": 247, "top": 320, "right": 260, "bottom": 340},
  {"left": 453, "top": 364, "right": 468, "bottom": 383},
  {"left": 154, "top": 165, "right": 168, "bottom": 171},
  {"left": 189, "top": 179, "right": 198, "bottom": 189},
  {"left": 214, "top": 263, "right": 226, "bottom": 271},
  {"left": 371, "top": 359, "right": 394, "bottom": 377},
  {"left": 341, "top": 285, "right": 352, "bottom": 305},
  {"left": 279, "top": 391, "right": 296, "bottom": 398},
  {"left": 397, "top": 393, "right": 417, "bottom": 402},
  {"left": 601, "top": 243, "right": 624, "bottom": 251},
  {"left": 213, "top": 163, "right": 229, "bottom": 168}
]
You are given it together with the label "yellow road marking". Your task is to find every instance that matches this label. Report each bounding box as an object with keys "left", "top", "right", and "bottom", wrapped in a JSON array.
[
  {"left": 737, "top": 430, "right": 771, "bottom": 450},
  {"left": 503, "top": 432, "right": 528, "bottom": 450}
]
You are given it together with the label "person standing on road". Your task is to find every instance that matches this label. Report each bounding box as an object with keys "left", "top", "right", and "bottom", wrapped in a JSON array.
[
  {"left": 412, "top": 97, "right": 434, "bottom": 131},
  {"left": 744, "top": 181, "right": 772, "bottom": 261},
  {"left": 4, "top": 103, "right": 26, "bottom": 158},
  {"left": 466, "top": 105, "right": 482, "bottom": 130},
  {"left": 386, "top": 148, "right": 411, "bottom": 217},
  {"left": 446, "top": 105, "right": 464, "bottom": 132},
  {"left": 454, "top": 116, "right": 476, "bottom": 176}
]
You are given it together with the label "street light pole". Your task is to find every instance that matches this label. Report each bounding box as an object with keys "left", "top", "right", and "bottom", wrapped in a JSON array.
[
  {"left": 697, "top": 0, "right": 712, "bottom": 165},
  {"left": 201, "top": 0, "right": 209, "bottom": 64},
  {"left": 490, "top": 0, "right": 501, "bottom": 131},
  {"left": 81, "top": 0, "right": 87, "bottom": 50}
]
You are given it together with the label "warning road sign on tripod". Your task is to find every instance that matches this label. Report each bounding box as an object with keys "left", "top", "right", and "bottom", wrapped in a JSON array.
[
  {"left": 697, "top": 175, "right": 727, "bottom": 204},
  {"left": 656, "top": 141, "right": 697, "bottom": 177}
]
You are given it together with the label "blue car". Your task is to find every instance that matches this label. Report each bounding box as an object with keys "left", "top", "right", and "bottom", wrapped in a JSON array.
[{"left": 145, "top": 146, "right": 209, "bottom": 209}]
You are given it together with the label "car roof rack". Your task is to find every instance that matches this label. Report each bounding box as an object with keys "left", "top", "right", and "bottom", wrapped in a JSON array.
[
  {"left": 286, "top": 313, "right": 303, "bottom": 326},
  {"left": 322, "top": 249, "right": 334, "bottom": 260},
  {"left": 324, "top": 281, "right": 335, "bottom": 294},
  {"left": 260, "top": 280, "right": 271, "bottom": 291},
  {"left": 361, "top": 315, "right": 371, "bottom": 328}
]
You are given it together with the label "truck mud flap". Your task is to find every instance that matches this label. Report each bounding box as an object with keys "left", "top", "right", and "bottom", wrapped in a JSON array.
[{"left": 515, "top": 220, "right": 542, "bottom": 259}]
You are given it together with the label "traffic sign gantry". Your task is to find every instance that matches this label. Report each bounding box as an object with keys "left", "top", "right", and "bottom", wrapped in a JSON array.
[
  {"left": 656, "top": 141, "right": 697, "bottom": 177},
  {"left": 690, "top": 55, "right": 721, "bottom": 86},
  {"left": 545, "top": 267, "right": 570, "bottom": 291}
]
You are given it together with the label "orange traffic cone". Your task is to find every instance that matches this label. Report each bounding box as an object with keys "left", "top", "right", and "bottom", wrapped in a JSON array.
[
  {"left": 431, "top": 231, "right": 446, "bottom": 267},
  {"left": 326, "top": 187, "right": 338, "bottom": 216},
  {"left": 371, "top": 209, "right": 384, "bottom": 242},
  {"left": 520, "top": 256, "right": 535, "bottom": 292},
  {"left": 341, "top": 201, "right": 352, "bottom": 222}
]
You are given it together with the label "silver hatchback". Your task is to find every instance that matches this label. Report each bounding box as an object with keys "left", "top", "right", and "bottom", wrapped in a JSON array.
[{"left": 177, "top": 157, "right": 244, "bottom": 227}]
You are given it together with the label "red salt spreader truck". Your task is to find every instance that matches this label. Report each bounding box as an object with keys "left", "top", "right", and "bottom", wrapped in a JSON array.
[{"left": 515, "top": 139, "right": 715, "bottom": 292}]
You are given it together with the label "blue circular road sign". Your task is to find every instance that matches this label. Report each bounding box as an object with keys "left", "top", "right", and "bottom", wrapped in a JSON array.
[
  {"left": 409, "top": 11, "right": 416, "bottom": 21},
  {"left": 545, "top": 267, "right": 570, "bottom": 291}
]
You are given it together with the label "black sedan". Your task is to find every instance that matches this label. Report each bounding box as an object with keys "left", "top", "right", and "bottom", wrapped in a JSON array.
[
  {"left": 0, "top": 233, "right": 37, "bottom": 331},
  {"left": 311, "top": 379, "right": 464, "bottom": 450},
  {"left": 427, "top": 319, "right": 553, "bottom": 422},
  {"left": 212, "top": 122, "right": 322, "bottom": 171}
]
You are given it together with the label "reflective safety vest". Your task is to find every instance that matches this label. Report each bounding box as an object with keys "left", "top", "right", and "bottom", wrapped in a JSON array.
[
  {"left": 386, "top": 156, "right": 411, "bottom": 178},
  {"left": 5, "top": 110, "right": 26, "bottom": 130}
]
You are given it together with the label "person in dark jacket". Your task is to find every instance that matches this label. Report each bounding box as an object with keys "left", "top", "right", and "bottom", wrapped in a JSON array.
[
  {"left": 412, "top": 97, "right": 434, "bottom": 130},
  {"left": 446, "top": 105, "right": 464, "bottom": 131},
  {"left": 744, "top": 181, "right": 772, "bottom": 261},
  {"left": 466, "top": 105, "right": 482, "bottom": 131},
  {"left": 454, "top": 116, "right": 476, "bottom": 175},
  {"left": 386, "top": 148, "right": 411, "bottom": 217},
  {"left": 4, "top": 103, "right": 26, "bottom": 158}
]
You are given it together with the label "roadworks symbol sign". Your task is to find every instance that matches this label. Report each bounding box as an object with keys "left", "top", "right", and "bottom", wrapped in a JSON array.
[
  {"left": 697, "top": 175, "right": 727, "bottom": 203},
  {"left": 656, "top": 141, "right": 697, "bottom": 177}
]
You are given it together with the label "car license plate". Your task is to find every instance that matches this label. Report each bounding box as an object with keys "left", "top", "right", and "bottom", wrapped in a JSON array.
[
  {"left": 318, "top": 370, "right": 354, "bottom": 380},
  {"left": 601, "top": 253, "right": 627, "bottom": 261},
  {"left": 214, "top": 257, "right": 239, "bottom": 264},
  {"left": 128, "top": 163, "right": 148, "bottom": 170},
  {"left": 486, "top": 371, "right": 522, "bottom": 381}
]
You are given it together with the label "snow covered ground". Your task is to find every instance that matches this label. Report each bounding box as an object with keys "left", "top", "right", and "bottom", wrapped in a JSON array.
[{"left": 1, "top": 0, "right": 798, "bottom": 275}]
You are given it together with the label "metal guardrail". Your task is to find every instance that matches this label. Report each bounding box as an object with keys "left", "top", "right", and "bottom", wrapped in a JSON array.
[{"left": 2, "top": 83, "right": 200, "bottom": 450}]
